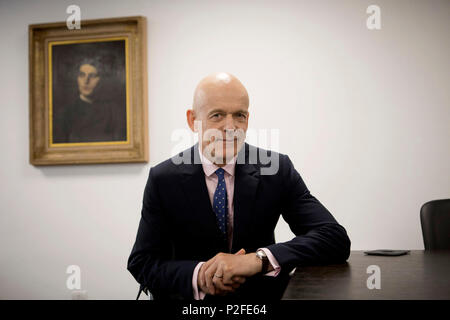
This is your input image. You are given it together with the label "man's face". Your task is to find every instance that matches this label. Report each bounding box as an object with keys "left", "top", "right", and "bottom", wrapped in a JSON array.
[
  {"left": 77, "top": 64, "right": 100, "bottom": 99},
  {"left": 195, "top": 92, "right": 249, "bottom": 164}
]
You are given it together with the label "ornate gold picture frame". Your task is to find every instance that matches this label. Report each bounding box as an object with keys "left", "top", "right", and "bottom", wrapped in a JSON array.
[{"left": 29, "top": 16, "right": 148, "bottom": 165}]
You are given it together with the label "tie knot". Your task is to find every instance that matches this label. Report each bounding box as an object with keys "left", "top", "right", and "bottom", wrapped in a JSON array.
[{"left": 215, "top": 168, "right": 225, "bottom": 178}]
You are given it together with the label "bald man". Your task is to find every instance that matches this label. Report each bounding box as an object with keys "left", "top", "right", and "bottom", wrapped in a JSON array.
[{"left": 128, "top": 73, "right": 351, "bottom": 300}]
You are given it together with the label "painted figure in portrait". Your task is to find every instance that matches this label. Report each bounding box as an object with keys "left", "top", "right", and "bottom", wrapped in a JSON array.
[{"left": 51, "top": 39, "right": 127, "bottom": 144}]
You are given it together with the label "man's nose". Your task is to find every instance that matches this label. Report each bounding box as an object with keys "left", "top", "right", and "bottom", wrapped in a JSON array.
[{"left": 223, "top": 114, "right": 236, "bottom": 131}]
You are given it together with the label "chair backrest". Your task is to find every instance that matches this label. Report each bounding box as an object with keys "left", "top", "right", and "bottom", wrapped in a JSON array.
[
  {"left": 420, "top": 199, "right": 450, "bottom": 250},
  {"left": 136, "top": 284, "right": 153, "bottom": 300}
]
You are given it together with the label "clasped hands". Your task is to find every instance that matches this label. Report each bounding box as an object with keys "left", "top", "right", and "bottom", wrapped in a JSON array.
[{"left": 197, "top": 249, "right": 263, "bottom": 296}]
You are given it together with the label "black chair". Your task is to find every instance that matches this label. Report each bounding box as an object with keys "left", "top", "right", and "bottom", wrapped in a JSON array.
[
  {"left": 420, "top": 199, "right": 450, "bottom": 250},
  {"left": 136, "top": 284, "right": 153, "bottom": 300}
]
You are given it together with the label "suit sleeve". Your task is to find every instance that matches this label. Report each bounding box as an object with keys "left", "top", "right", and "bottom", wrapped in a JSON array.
[
  {"left": 266, "top": 155, "right": 351, "bottom": 271},
  {"left": 127, "top": 168, "right": 199, "bottom": 299}
]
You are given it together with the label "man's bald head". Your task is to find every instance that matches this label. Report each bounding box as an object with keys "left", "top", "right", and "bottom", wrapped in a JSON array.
[
  {"left": 187, "top": 72, "right": 250, "bottom": 166},
  {"left": 192, "top": 72, "right": 249, "bottom": 115}
]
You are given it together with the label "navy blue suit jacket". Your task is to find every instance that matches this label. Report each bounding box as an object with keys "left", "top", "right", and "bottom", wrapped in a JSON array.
[{"left": 127, "top": 143, "right": 351, "bottom": 300}]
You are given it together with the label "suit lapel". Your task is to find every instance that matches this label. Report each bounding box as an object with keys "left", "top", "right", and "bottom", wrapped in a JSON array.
[
  {"left": 178, "top": 145, "right": 223, "bottom": 240},
  {"left": 232, "top": 144, "right": 260, "bottom": 252}
]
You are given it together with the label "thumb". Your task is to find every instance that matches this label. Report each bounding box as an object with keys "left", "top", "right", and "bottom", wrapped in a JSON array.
[{"left": 234, "top": 248, "right": 246, "bottom": 255}]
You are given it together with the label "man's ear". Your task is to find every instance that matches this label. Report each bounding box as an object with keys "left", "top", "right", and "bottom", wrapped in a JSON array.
[{"left": 186, "top": 109, "right": 196, "bottom": 132}]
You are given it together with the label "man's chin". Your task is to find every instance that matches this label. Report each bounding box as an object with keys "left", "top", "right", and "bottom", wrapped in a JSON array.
[
  {"left": 202, "top": 140, "right": 244, "bottom": 164},
  {"left": 215, "top": 144, "right": 243, "bottom": 163}
]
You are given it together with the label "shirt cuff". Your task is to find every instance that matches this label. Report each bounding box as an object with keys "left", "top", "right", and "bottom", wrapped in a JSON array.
[
  {"left": 258, "top": 248, "right": 281, "bottom": 277},
  {"left": 192, "top": 261, "right": 206, "bottom": 300}
]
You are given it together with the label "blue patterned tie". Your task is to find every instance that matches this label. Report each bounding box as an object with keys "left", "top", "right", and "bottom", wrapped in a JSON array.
[{"left": 213, "top": 168, "right": 228, "bottom": 237}]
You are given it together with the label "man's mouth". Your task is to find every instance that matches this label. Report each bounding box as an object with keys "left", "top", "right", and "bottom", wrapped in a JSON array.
[{"left": 216, "top": 137, "right": 237, "bottom": 141}]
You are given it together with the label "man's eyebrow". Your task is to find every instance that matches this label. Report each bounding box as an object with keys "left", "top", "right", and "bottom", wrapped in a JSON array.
[
  {"left": 207, "top": 108, "right": 226, "bottom": 115},
  {"left": 207, "top": 108, "right": 248, "bottom": 115}
]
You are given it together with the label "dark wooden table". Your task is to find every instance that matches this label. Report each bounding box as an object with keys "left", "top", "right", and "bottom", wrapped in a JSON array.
[{"left": 282, "top": 250, "right": 450, "bottom": 299}]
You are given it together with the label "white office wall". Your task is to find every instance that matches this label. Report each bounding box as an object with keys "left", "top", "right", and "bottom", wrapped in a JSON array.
[{"left": 0, "top": 0, "right": 448, "bottom": 299}]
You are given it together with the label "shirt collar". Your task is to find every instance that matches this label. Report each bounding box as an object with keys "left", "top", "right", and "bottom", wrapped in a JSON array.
[{"left": 198, "top": 144, "right": 236, "bottom": 177}]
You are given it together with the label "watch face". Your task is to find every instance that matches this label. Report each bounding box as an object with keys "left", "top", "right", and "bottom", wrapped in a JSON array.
[{"left": 256, "top": 250, "right": 266, "bottom": 259}]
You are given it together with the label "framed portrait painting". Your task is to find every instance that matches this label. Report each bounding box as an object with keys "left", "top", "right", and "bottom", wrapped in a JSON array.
[{"left": 29, "top": 16, "right": 148, "bottom": 165}]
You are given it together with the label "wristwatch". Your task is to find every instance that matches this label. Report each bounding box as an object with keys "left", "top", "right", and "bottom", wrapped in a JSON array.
[{"left": 256, "top": 249, "right": 270, "bottom": 274}]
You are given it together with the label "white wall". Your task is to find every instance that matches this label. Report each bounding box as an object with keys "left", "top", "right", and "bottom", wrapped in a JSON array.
[{"left": 0, "top": 0, "right": 449, "bottom": 299}]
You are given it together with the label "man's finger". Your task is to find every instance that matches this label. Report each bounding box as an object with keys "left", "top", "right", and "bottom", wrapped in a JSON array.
[
  {"left": 198, "top": 263, "right": 206, "bottom": 292},
  {"left": 231, "top": 282, "right": 241, "bottom": 289},
  {"left": 222, "top": 265, "right": 237, "bottom": 285},
  {"left": 231, "top": 276, "right": 246, "bottom": 284},
  {"left": 200, "top": 253, "right": 221, "bottom": 294},
  {"left": 204, "top": 260, "right": 219, "bottom": 295},
  {"left": 234, "top": 248, "right": 246, "bottom": 255},
  {"left": 212, "top": 262, "right": 229, "bottom": 291},
  {"left": 216, "top": 285, "right": 235, "bottom": 296},
  {"left": 202, "top": 255, "right": 218, "bottom": 274}
]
